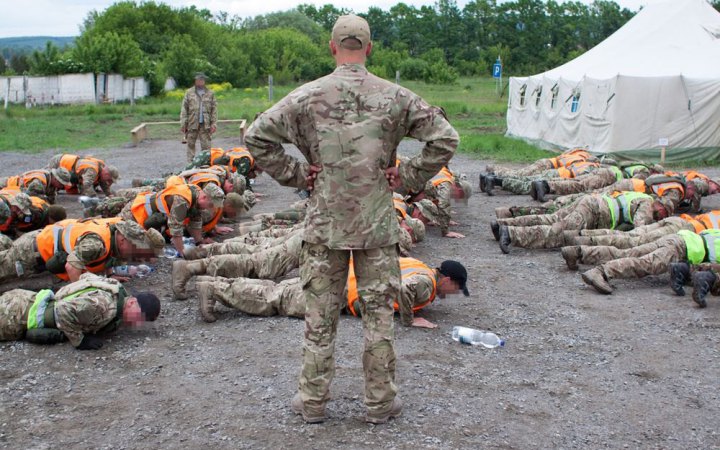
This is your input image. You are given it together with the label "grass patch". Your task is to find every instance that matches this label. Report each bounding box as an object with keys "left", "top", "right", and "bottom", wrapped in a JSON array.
[{"left": 0, "top": 77, "right": 546, "bottom": 162}]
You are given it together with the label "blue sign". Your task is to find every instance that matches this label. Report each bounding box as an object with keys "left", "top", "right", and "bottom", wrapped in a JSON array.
[{"left": 492, "top": 62, "right": 502, "bottom": 79}]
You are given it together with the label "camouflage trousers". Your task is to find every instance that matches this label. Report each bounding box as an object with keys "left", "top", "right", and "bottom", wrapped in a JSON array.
[
  {"left": 0, "top": 232, "right": 42, "bottom": 283},
  {"left": 0, "top": 234, "right": 12, "bottom": 252},
  {"left": 185, "top": 150, "right": 212, "bottom": 170},
  {"left": 578, "top": 218, "right": 693, "bottom": 248},
  {"left": 580, "top": 234, "right": 686, "bottom": 279},
  {"left": 0, "top": 288, "right": 35, "bottom": 341},
  {"left": 205, "top": 233, "right": 303, "bottom": 279},
  {"left": 498, "top": 194, "right": 582, "bottom": 219},
  {"left": 205, "top": 230, "right": 302, "bottom": 257},
  {"left": 297, "top": 243, "right": 400, "bottom": 415},
  {"left": 548, "top": 168, "right": 618, "bottom": 195},
  {"left": 500, "top": 170, "right": 559, "bottom": 195},
  {"left": 84, "top": 196, "right": 133, "bottom": 218},
  {"left": 185, "top": 127, "right": 212, "bottom": 163},
  {"left": 488, "top": 159, "right": 554, "bottom": 177},
  {"left": 198, "top": 276, "right": 305, "bottom": 318},
  {"left": 507, "top": 195, "right": 611, "bottom": 249},
  {"left": 580, "top": 216, "right": 687, "bottom": 237}
]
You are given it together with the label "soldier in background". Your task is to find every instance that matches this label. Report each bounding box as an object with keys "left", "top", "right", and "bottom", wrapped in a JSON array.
[
  {"left": 244, "top": 14, "right": 458, "bottom": 424},
  {"left": 180, "top": 73, "right": 217, "bottom": 163}
]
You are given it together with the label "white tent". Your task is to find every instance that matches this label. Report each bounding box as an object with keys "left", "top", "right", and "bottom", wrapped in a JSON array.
[{"left": 506, "top": 0, "right": 720, "bottom": 162}]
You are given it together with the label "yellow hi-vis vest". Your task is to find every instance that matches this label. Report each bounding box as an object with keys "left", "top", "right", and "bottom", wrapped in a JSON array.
[{"left": 603, "top": 192, "right": 652, "bottom": 229}]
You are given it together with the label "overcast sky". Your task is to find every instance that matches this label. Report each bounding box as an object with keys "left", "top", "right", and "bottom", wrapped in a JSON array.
[{"left": 0, "top": 0, "right": 651, "bottom": 38}]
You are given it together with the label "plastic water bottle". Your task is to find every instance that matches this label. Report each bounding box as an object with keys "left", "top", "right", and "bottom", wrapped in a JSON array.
[
  {"left": 452, "top": 326, "right": 505, "bottom": 348},
  {"left": 163, "top": 247, "right": 181, "bottom": 259},
  {"left": 78, "top": 196, "right": 100, "bottom": 209},
  {"left": 132, "top": 264, "right": 154, "bottom": 278},
  {"left": 182, "top": 237, "right": 195, "bottom": 247}
]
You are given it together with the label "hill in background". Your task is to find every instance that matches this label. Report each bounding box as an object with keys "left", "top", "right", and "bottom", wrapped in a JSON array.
[{"left": 0, "top": 36, "right": 75, "bottom": 58}]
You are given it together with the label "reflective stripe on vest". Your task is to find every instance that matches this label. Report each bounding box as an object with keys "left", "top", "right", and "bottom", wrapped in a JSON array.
[
  {"left": 26, "top": 289, "right": 54, "bottom": 330},
  {"left": 602, "top": 195, "right": 622, "bottom": 229},
  {"left": 609, "top": 166, "right": 623, "bottom": 182},
  {"left": 393, "top": 197, "right": 408, "bottom": 219},
  {"left": 678, "top": 230, "right": 706, "bottom": 265},
  {"left": 701, "top": 229, "right": 720, "bottom": 264},
  {"left": 614, "top": 192, "right": 652, "bottom": 225},
  {"left": 430, "top": 167, "right": 454, "bottom": 187}
]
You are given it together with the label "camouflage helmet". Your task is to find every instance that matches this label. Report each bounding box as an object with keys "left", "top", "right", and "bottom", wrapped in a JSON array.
[
  {"left": 230, "top": 173, "right": 247, "bottom": 194},
  {"left": 114, "top": 221, "right": 151, "bottom": 248},
  {"left": 202, "top": 183, "right": 225, "bottom": 208},
  {"left": 9, "top": 192, "right": 31, "bottom": 215},
  {"left": 223, "top": 192, "right": 245, "bottom": 210},
  {"left": 405, "top": 216, "right": 426, "bottom": 243},
  {"left": 144, "top": 228, "right": 166, "bottom": 256},
  {"left": 0, "top": 199, "right": 10, "bottom": 223},
  {"left": 51, "top": 167, "right": 72, "bottom": 186},
  {"left": 106, "top": 165, "right": 120, "bottom": 182},
  {"left": 414, "top": 199, "right": 439, "bottom": 223}
]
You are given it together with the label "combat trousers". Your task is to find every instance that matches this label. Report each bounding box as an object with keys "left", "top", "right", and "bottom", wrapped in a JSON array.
[
  {"left": 507, "top": 196, "right": 609, "bottom": 249},
  {"left": 0, "top": 234, "right": 12, "bottom": 252},
  {"left": 500, "top": 170, "right": 558, "bottom": 195},
  {"left": 580, "top": 219, "right": 694, "bottom": 249},
  {"left": 206, "top": 233, "right": 302, "bottom": 279},
  {"left": 201, "top": 276, "right": 305, "bottom": 318},
  {"left": 589, "top": 235, "right": 687, "bottom": 279},
  {"left": 489, "top": 159, "right": 554, "bottom": 177},
  {"left": 297, "top": 243, "right": 400, "bottom": 416},
  {"left": 185, "top": 126, "right": 212, "bottom": 163},
  {"left": 581, "top": 217, "right": 687, "bottom": 237},
  {"left": 0, "top": 288, "right": 35, "bottom": 340},
  {"left": 0, "top": 232, "right": 42, "bottom": 283},
  {"left": 548, "top": 168, "right": 617, "bottom": 195}
]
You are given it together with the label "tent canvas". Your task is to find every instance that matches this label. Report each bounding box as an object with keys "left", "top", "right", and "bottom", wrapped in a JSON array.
[{"left": 506, "top": 0, "right": 720, "bottom": 162}]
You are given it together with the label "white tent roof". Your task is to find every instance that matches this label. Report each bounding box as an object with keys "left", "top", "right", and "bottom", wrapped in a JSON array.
[{"left": 539, "top": 0, "right": 720, "bottom": 80}]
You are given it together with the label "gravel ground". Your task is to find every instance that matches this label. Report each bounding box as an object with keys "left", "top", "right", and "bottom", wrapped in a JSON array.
[{"left": 0, "top": 138, "right": 719, "bottom": 449}]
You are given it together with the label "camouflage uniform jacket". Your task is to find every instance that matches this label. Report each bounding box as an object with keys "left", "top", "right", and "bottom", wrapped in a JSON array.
[
  {"left": 180, "top": 87, "right": 217, "bottom": 131},
  {"left": 398, "top": 270, "right": 437, "bottom": 327},
  {"left": 65, "top": 233, "right": 114, "bottom": 271},
  {"left": 53, "top": 273, "right": 126, "bottom": 347},
  {"left": 423, "top": 179, "right": 452, "bottom": 235},
  {"left": 245, "top": 64, "right": 459, "bottom": 249},
  {"left": 167, "top": 194, "right": 202, "bottom": 237}
]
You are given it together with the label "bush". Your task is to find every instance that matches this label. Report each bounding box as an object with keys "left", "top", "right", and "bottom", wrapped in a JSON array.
[
  {"left": 367, "top": 65, "right": 389, "bottom": 79},
  {"left": 398, "top": 58, "right": 429, "bottom": 81},
  {"left": 424, "top": 62, "right": 458, "bottom": 84}
]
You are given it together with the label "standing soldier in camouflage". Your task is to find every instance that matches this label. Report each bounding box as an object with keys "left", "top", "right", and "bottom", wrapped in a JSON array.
[
  {"left": 0, "top": 273, "right": 160, "bottom": 349},
  {"left": 244, "top": 14, "right": 458, "bottom": 424},
  {"left": 180, "top": 73, "right": 217, "bottom": 163}
]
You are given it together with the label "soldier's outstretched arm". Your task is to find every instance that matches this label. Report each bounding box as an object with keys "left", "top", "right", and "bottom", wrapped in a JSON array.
[
  {"left": 245, "top": 95, "right": 309, "bottom": 190},
  {"left": 398, "top": 97, "right": 459, "bottom": 193}
]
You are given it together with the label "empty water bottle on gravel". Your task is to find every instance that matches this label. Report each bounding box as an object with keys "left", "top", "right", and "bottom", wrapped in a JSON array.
[
  {"left": 452, "top": 326, "right": 505, "bottom": 348},
  {"left": 163, "top": 247, "right": 181, "bottom": 259}
]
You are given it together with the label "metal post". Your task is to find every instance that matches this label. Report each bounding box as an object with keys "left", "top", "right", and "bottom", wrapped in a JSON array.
[
  {"left": 268, "top": 75, "right": 274, "bottom": 102},
  {"left": 3, "top": 77, "right": 9, "bottom": 110},
  {"left": 395, "top": 70, "right": 400, "bottom": 85},
  {"left": 130, "top": 78, "right": 136, "bottom": 106}
]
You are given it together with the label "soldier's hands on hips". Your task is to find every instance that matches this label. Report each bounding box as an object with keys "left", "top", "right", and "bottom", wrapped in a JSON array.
[
  {"left": 384, "top": 167, "right": 402, "bottom": 190},
  {"left": 77, "top": 335, "right": 104, "bottom": 350},
  {"left": 305, "top": 165, "right": 322, "bottom": 191}
]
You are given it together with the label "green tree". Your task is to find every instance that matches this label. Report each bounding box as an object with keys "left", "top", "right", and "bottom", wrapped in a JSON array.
[
  {"left": 161, "top": 34, "right": 206, "bottom": 87},
  {"left": 9, "top": 54, "right": 30, "bottom": 74},
  {"left": 0, "top": 56, "right": 6, "bottom": 74}
]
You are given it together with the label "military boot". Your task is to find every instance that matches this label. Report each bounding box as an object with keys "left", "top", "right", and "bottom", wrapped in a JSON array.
[
  {"left": 692, "top": 271, "right": 717, "bottom": 308},
  {"left": 183, "top": 245, "right": 208, "bottom": 260},
  {"left": 479, "top": 173, "right": 487, "bottom": 192},
  {"left": 495, "top": 207, "right": 513, "bottom": 219},
  {"left": 581, "top": 267, "right": 613, "bottom": 294},
  {"left": 291, "top": 393, "right": 326, "bottom": 424},
  {"left": 484, "top": 175, "right": 496, "bottom": 196},
  {"left": 561, "top": 246, "right": 581, "bottom": 271},
  {"left": 499, "top": 225, "right": 511, "bottom": 254},
  {"left": 196, "top": 281, "right": 217, "bottom": 323},
  {"left": 530, "top": 180, "right": 550, "bottom": 202},
  {"left": 562, "top": 230, "right": 580, "bottom": 245},
  {"left": 131, "top": 178, "right": 144, "bottom": 188},
  {"left": 490, "top": 220, "right": 501, "bottom": 241},
  {"left": 668, "top": 262, "right": 691, "bottom": 296},
  {"left": 366, "top": 397, "right": 403, "bottom": 424},
  {"left": 172, "top": 259, "right": 207, "bottom": 300}
]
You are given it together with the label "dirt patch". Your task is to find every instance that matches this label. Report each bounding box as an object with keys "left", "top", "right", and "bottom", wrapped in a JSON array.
[{"left": 0, "top": 139, "right": 718, "bottom": 448}]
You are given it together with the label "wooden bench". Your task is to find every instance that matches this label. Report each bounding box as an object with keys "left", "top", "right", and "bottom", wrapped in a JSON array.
[{"left": 131, "top": 119, "right": 247, "bottom": 146}]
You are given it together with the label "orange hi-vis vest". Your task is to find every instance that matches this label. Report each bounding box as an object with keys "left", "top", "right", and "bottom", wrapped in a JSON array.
[
  {"left": 556, "top": 161, "right": 599, "bottom": 179},
  {"left": 35, "top": 217, "right": 120, "bottom": 280},
  {"left": 346, "top": 257, "right": 437, "bottom": 317},
  {"left": 75, "top": 157, "right": 103, "bottom": 182},
  {"left": 550, "top": 149, "right": 591, "bottom": 169},
  {"left": 19, "top": 170, "right": 50, "bottom": 188},
  {"left": 131, "top": 184, "right": 195, "bottom": 229},
  {"left": 185, "top": 171, "right": 221, "bottom": 189},
  {"left": 209, "top": 148, "right": 225, "bottom": 165},
  {"left": 680, "top": 211, "right": 720, "bottom": 233},
  {"left": 0, "top": 190, "right": 26, "bottom": 232},
  {"left": 646, "top": 176, "right": 685, "bottom": 198},
  {"left": 628, "top": 178, "right": 647, "bottom": 193},
  {"left": 684, "top": 171, "right": 709, "bottom": 182},
  {"left": 225, "top": 148, "right": 255, "bottom": 171},
  {"left": 430, "top": 167, "right": 454, "bottom": 187},
  {"left": 3, "top": 177, "right": 21, "bottom": 189},
  {"left": 202, "top": 208, "right": 223, "bottom": 233},
  {"left": 393, "top": 195, "right": 409, "bottom": 219},
  {"left": 17, "top": 197, "right": 49, "bottom": 231},
  {"left": 58, "top": 154, "right": 80, "bottom": 173}
]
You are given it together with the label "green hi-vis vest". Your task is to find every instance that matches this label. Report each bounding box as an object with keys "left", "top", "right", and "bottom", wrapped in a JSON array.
[
  {"left": 26, "top": 287, "right": 97, "bottom": 330},
  {"left": 609, "top": 166, "right": 624, "bottom": 182},
  {"left": 603, "top": 192, "right": 653, "bottom": 229},
  {"left": 623, "top": 164, "right": 648, "bottom": 178},
  {"left": 678, "top": 229, "right": 720, "bottom": 265}
]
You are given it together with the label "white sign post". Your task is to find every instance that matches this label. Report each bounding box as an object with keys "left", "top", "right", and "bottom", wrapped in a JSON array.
[{"left": 658, "top": 138, "right": 669, "bottom": 163}]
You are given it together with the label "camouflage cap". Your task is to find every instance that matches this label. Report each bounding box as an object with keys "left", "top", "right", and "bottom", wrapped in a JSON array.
[
  {"left": 195, "top": 72, "right": 208, "bottom": 80},
  {"left": 203, "top": 183, "right": 225, "bottom": 208},
  {"left": 405, "top": 216, "right": 426, "bottom": 243},
  {"left": 224, "top": 192, "right": 245, "bottom": 210},
  {"left": 114, "top": 220, "right": 151, "bottom": 248},
  {"left": 144, "top": 228, "right": 166, "bottom": 256},
  {"left": 9, "top": 192, "right": 31, "bottom": 215},
  {"left": 414, "top": 199, "right": 439, "bottom": 223},
  {"left": 231, "top": 173, "right": 247, "bottom": 194},
  {"left": 106, "top": 165, "right": 120, "bottom": 181},
  {"left": 456, "top": 178, "right": 473, "bottom": 200},
  {"left": 332, "top": 14, "right": 371, "bottom": 50},
  {"left": 51, "top": 167, "right": 72, "bottom": 186},
  {"left": 0, "top": 200, "right": 10, "bottom": 223},
  {"left": 398, "top": 227, "right": 412, "bottom": 256}
]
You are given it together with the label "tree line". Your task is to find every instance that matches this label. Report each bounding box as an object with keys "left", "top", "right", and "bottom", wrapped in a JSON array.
[{"left": 2, "top": 0, "right": 717, "bottom": 94}]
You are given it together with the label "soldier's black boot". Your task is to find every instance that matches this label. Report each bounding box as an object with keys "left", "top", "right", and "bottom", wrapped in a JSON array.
[
  {"left": 484, "top": 175, "right": 496, "bottom": 196},
  {"left": 530, "top": 180, "right": 550, "bottom": 202},
  {"left": 479, "top": 173, "right": 487, "bottom": 192},
  {"left": 499, "top": 225, "right": 511, "bottom": 254},
  {"left": 491, "top": 220, "right": 500, "bottom": 241},
  {"left": 692, "top": 271, "right": 717, "bottom": 308},
  {"left": 669, "top": 262, "right": 691, "bottom": 296}
]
